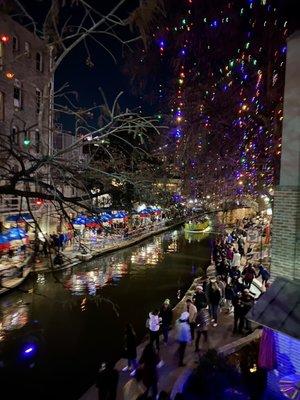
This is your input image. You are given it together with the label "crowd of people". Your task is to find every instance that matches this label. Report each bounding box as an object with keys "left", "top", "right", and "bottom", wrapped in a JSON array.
[{"left": 95, "top": 216, "right": 271, "bottom": 400}]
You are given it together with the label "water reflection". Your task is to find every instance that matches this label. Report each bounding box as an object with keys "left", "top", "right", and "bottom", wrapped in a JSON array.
[{"left": 0, "top": 302, "right": 29, "bottom": 341}]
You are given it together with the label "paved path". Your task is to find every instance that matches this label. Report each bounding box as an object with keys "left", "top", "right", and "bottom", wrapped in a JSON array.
[{"left": 80, "top": 301, "right": 247, "bottom": 400}]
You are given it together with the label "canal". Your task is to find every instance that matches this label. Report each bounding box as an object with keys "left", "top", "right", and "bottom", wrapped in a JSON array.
[{"left": 0, "top": 228, "right": 212, "bottom": 399}]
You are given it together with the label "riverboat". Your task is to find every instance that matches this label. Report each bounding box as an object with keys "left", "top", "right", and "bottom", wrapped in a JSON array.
[
  {"left": 0, "top": 255, "right": 33, "bottom": 295},
  {"left": 184, "top": 218, "right": 210, "bottom": 233}
]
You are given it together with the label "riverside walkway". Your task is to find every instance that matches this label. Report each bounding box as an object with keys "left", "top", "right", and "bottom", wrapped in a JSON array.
[{"left": 80, "top": 275, "right": 261, "bottom": 400}]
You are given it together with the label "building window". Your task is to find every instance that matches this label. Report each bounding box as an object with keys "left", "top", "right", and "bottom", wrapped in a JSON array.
[
  {"left": 13, "top": 79, "right": 22, "bottom": 109},
  {"left": 24, "top": 41, "right": 30, "bottom": 57},
  {"left": 0, "top": 91, "right": 4, "bottom": 121},
  {"left": 36, "top": 88, "right": 41, "bottom": 114},
  {"left": 12, "top": 36, "right": 19, "bottom": 52},
  {"left": 12, "top": 126, "right": 19, "bottom": 145},
  {"left": 36, "top": 51, "right": 43, "bottom": 72},
  {"left": 35, "top": 129, "right": 40, "bottom": 153}
]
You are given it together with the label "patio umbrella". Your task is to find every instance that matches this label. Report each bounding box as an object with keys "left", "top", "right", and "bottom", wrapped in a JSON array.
[
  {"left": 6, "top": 227, "right": 28, "bottom": 240},
  {"left": 73, "top": 215, "right": 88, "bottom": 229},
  {"left": 279, "top": 374, "right": 300, "bottom": 400},
  {"left": 0, "top": 234, "right": 10, "bottom": 251},
  {"left": 85, "top": 216, "right": 101, "bottom": 228},
  {"left": 6, "top": 213, "right": 33, "bottom": 223}
]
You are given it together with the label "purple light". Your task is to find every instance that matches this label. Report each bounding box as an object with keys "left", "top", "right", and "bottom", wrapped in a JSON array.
[
  {"left": 25, "top": 347, "right": 33, "bottom": 354},
  {"left": 211, "top": 20, "right": 218, "bottom": 28},
  {"left": 23, "top": 344, "right": 36, "bottom": 356},
  {"left": 181, "top": 49, "right": 186, "bottom": 56},
  {"left": 281, "top": 45, "right": 287, "bottom": 54}
]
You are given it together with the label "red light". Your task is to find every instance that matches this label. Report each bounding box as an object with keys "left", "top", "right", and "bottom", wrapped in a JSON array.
[
  {"left": 1, "top": 34, "right": 10, "bottom": 43},
  {"left": 5, "top": 71, "right": 14, "bottom": 79},
  {"left": 35, "top": 199, "right": 43, "bottom": 206}
]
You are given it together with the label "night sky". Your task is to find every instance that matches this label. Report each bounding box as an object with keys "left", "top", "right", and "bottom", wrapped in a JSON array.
[{"left": 17, "top": 0, "right": 298, "bottom": 125}]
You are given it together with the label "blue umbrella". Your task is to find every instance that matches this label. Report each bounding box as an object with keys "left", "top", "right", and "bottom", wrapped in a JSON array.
[
  {"left": 5, "top": 227, "right": 28, "bottom": 240},
  {"left": 0, "top": 234, "right": 10, "bottom": 250},
  {"left": 112, "top": 212, "right": 125, "bottom": 219},
  {"left": 6, "top": 213, "right": 33, "bottom": 222},
  {"left": 73, "top": 215, "right": 88, "bottom": 225}
]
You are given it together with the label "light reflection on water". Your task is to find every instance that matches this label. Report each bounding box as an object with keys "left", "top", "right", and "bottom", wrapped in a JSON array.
[
  {"left": 62, "top": 233, "right": 179, "bottom": 296},
  {"left": 0, "top": 228, "right": 212, "bottom": 400}
]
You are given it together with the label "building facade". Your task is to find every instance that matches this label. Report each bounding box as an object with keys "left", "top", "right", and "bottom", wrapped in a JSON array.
[{"left": 0, "top": 11, "right": 53, "bottom": 231}]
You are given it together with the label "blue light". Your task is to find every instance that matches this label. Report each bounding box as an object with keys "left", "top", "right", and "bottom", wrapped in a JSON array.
[
  {"left": 211, "top": 20, "right": 218, "bottom": 28},
  {"left": 281, "top": 45, "right": 287, "bottom": 54},
  {"left": 181, "top": 49, "right": 186, "bottom": 56},
  {"left": 23, "top": 344, "right": 36, "bottom": 357}
]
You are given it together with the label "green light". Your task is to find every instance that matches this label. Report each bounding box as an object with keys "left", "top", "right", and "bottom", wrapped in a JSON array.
[
  {"left": 23, "top": 137, "right": 31, "bottom": 146},
  {"left": 182, "top": 19, "right": 186, "bottom": 25},
  {"left": 230, "top": 61, "right": 234, "bottom": 67},
  {"left": 245, "top": 42, "right": 250, "bottom": 49}
]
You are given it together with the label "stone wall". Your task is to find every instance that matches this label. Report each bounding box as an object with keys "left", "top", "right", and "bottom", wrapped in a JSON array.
[
  {"left": 271, "top": 186, "right": 300, "bottom": 280},
  {"left": 216, "top": 207, "right": 257, "bottom": 226}
]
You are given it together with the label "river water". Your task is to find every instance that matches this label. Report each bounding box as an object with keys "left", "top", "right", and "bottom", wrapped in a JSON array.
[{"left": 0, "top": 228, "right": 211, "bottom": 399}]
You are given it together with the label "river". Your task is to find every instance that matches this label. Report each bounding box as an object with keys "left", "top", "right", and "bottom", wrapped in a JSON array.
[{"left": 0, "top": 228, "right": 212, "bottom": 399}]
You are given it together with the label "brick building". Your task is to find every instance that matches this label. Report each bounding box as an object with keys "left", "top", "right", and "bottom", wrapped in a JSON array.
[{"left": 0, "top": 11, "right": 53, "bottom": 230}]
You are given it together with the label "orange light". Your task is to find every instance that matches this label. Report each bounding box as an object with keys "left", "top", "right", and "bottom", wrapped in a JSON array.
[
  {"left": 1, "top": 34, "right": 10, "bottom": 43},
  {"left": 5, "top": 71, "right": 15, "bottom": 79}
]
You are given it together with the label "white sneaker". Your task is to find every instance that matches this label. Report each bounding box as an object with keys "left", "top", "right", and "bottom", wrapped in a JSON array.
[
  {"left": 213, "top": 323, "right": 218, "bottom": 327},
  {"left": 211, "top": 319, "right": 215, "bottom": 322},
  {"left": 122, "top": 366, "right": 129, "bottom": 372}
]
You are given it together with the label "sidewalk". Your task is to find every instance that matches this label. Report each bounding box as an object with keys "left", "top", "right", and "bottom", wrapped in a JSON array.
[{"left": 33, "top": 220, "right": 184, "bottom": 273}]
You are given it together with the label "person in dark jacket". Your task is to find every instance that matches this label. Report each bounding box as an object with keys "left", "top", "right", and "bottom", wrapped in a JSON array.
[
  {"left": 256, "top": 264, "right": 270, "bottom": 285},
  {"left": 232, "top": 292, "right": 243, "bottom": 334},
  {"left": 122, "top": 323, "right": 138, "bottom": 372},
  {"left": 192, "top": 285, "right": 207, "bottom": 311},
  {"left": 159, "top": 299, "right": 173, "bottom": 344},
  {"left": 242, "top": 263, "right": 256, "bottom": 288},
  {"left": 207, "top": 280, "right": 221, "bottom": 327},
  {"left": 96, "top": 362, "right": 119, "bottom": 400},
  {"left": 139, "top": 343, "right": 160, "bottom": 399},
  {"left": 239, "top": 289, "right": 254, "bottom": 332}
]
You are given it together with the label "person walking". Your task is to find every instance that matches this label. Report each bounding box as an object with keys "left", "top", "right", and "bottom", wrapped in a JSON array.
[
  {"left": 122, "top": 323, "right": 138, "bottom": 373},
  {"left": 256, "top": 264, "right": 270, "bottom": 286},
  {"left": 224, "top": 280, "right": 236, "bottom": 313},
  {"left": 232, "top": 292, "right": 243, "bottom": 334},
  {"left": 139, "top": 343, "right": 160, "bottom": 399},
  {"left": 239, "top": 289, "right": 255, "bottom": 332},
  {"left": 232, "top": 248, "right": 241, "bottom": 268},
  {"left": 148, "top": 309, "right": 161, "bottom": 351},
  {"left": 242, "top": 263, "right": 256, "bottom": 289},
  {"left": 159, "top": 299, "right": 173, "bottom": 345},
  {"left": 185, "top": 298, "right": 197, "bottom": 341},
  {"left": 194, "top": 307, "right": 209, "bottom": 352},
  {"left": 207, "top": 279, "right": 221, "bottom": 327},
  {"left": 95, "top": 362, "right": 119, "bottom": 400},
  {"left": 176, "top": 311, "right": 191, "bottom": 367}
]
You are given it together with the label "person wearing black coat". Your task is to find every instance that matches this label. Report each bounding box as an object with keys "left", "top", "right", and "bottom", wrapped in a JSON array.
[
  {"left": 123, "top": 323, "right": 138, "bottom": 372},
  {"left": 192, "top": 286, "right": 207, "bottom": 311},
  {"left": 96, "top": 362, "right": 119, "bottom": 400},
  {"left": 159, "top": 299, "right": 173, "bottom": 344},
  {"left": 207, "top": 281, "right": 221, "bottom": 327}
]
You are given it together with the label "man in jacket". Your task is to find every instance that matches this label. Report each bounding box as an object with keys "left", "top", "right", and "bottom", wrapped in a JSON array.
[
  {"left": 185, "top": 298, "right": 197, "bottom": 341},
  {"left": 159, "top": 299, "right": 173, "bottom": 344},
  {"left": 193, "top": 285, "right": 207, "bottom": 311}
]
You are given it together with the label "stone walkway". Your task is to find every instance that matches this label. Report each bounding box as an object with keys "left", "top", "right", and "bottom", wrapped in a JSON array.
[{"left": 79, "top": 298, "right": 250, "bottom": 400}]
